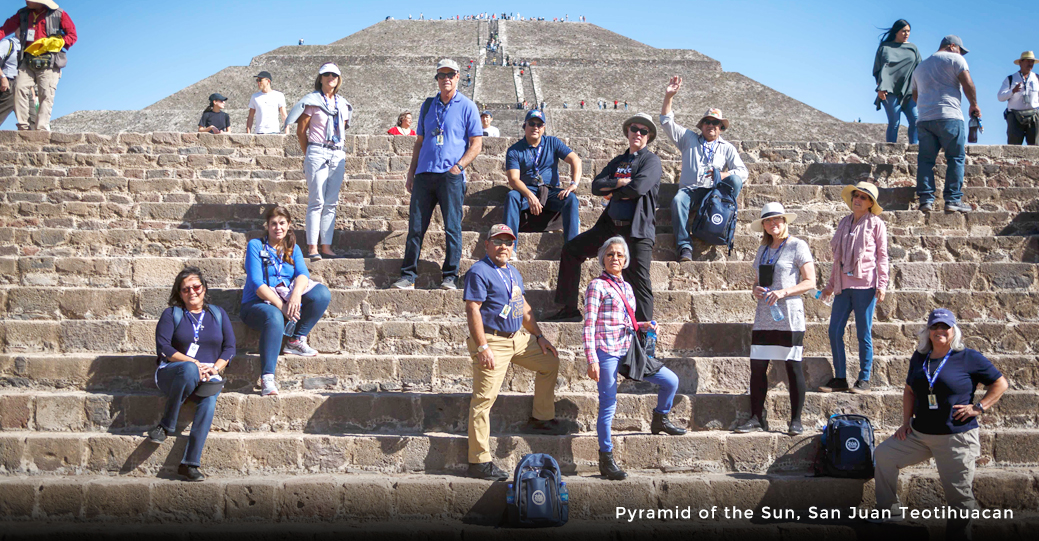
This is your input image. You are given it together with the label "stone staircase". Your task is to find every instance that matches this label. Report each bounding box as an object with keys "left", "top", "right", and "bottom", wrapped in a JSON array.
[{"left": 0, "top": 130, "right": 1038, "bottom": 532}]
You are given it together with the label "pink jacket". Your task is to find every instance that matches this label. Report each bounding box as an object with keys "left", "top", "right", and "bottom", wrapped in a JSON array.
[{"left": 827, "top": 213, "right": 889, "bottom": 295}]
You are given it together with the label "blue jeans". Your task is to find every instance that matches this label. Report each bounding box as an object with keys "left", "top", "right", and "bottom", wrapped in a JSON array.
[
  {"left": 828, "top": 288, "right": 877, "bottom": 382},
  {"left": 882, "top": 95, "right": 918, "bottom": 144},
  {"left": 156, "top": 361, "right": 218, "bottom": 467},
  {"left": 670, "top": 175, "right": 744, "bottom": 252},
  {"left": 916, "top": 119, "right": 965, "bottom": 205},
  {"left": 595, "top": 350, "right": 679, "bottom": 453},
  {"left": 400, "top": 171, "right": 465, "bottom": 281},
  {"left": 502, "top": 185, "right": 580, "bottom": 247},
  {"left": 240, "top": 283, "right": 331, "bottom": 375}
]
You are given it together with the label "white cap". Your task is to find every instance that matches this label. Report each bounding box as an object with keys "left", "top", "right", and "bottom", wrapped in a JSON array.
[
  {"left": 318, "top": 63, "right": 341, "bottom": 77},
  {"left": 436, "top": 58, "right": 460, "bottom": 72}
]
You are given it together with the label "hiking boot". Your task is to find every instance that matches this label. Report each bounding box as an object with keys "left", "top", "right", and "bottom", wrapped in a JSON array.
[
  {"left": 525, "top": 417, "right": 568, "bottom": 435},
  {"left": 598, "top": 451, "right": 628, "bottom": 481},
  {"left": 147, "top": 424, "right": 167, "bottom": 444},
  {"left": 467, "top": 461, "right": 509, "bottom": 481},
  {"left": 678, "top": 247, "right": 693, "bottom": 262},
  {"left": 787, "top": 420, "right": 804, "bottom": 436},
  {"left": 178, "top": 464, "right": 205, "bottom": 482},
  {"left": 542, "top": 308, "right": 582, "bottom": 322},
  {"left": 650, "top": 412, "right": 686, "bottom": 435},
  {"left": 919, "top": 201, "right": 933, "bottom": 211},
  {"left": 734, "top": 416, "right": 764, "bottom": 433},
  {"left": 819, "top": 377, "right": 849, "bottom": 393},
  {"left": 260, "top": 374, "right": 279, "bottom": 397},
  {"left": 440, "top": 276, "right": 458, "bottom": 290},
  {"left": 391, "top": 277, "right": 415, "bottom": 290},
  {"left": 945, "top": 201, "right": 972, "bottom": 213},
  {"left": 850, "top": 379, "right": 871, "bottom": 394},
  {"left": 283, "top": 336, "right": 318, "bottom": 357}
]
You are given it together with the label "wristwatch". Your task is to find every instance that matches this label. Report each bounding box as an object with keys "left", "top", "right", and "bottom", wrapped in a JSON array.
[
  {"left": 535, "top": 334, "right": 545, "bottom": 342},
  {"left": 476, "top": 344, "right": 490, "bottom": 353},
  {"left": 973, "top": 402, "right": 985, "bottom": 414}
]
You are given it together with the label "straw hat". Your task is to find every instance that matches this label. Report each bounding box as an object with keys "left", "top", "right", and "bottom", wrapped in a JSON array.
[
  {"left": 750, "top": 202, "right": 798, "bottom": 233},
  {"left": 1015, "top": 51, "right": 1036, "bottom": 65},
  {"left": 696, "top": 108, "right": 730, "bottom": 131},
  {"left": 621, "top": 113, "right": 657, "bottom": 144},
  {"left": 35, "top": 1, "right": 60, "bottom": 10},
  {"left": 841, "top": 182, "right": 883, "bottom": 215}
]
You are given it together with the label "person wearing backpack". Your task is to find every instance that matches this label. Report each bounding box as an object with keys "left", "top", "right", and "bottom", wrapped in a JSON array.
[
  {"left": 660, "top": 76, "right": 747, "bottom": 262},
  {"left": 736, "top": 203, "right": 815, "bottom": 436},
  {"left": 150, "top": 268, "right": 235, "bottom": 482},
  {"left": 872, "top": 309, "right": 1007, "bottom": 538},
  {"left": 997, "top": 51, "right": 1038, "bottom": 145},
  {"left": 0, "top": 35, "right": 19, "bottom": 126}
]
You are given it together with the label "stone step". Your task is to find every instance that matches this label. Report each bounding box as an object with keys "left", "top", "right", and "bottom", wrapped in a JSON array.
[
  {"left": 4, "top": 286, "right": 1039, "bottom": 325},
  {"left": 6, "top": 258, "right": 1035, "bottom": 294},
  {"left": 2, "top": 428, "right": 1038, "bottom": 478},
  {"left": 4, "top": 320, "right": 1037, "bottom": 357},
  {"left": 3, "top": 353, "right": 1036, "bottom": 394},
  {"left": 4, "top": 229, "right": 1037, "bottom": 263},
  {"left": 1, "top": 389, "right": 1035, "bottom": 434}
]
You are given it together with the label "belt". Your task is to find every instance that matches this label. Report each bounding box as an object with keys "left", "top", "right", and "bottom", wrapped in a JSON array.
[
  {"left": 486, "top": 329, "right": 518, "bottom": 339},
  {"left": 314, "top": 142, "right": 343, "bottom": 150},
  {"left": 611, "top": 219, "right": 632, "bottom": 227}
]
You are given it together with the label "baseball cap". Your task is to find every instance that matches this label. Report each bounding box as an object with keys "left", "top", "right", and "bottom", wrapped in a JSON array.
[
  {"left": 208, "top": 93, "right": 228, "bottom": 102},
  {"left": 487, "top": 224, "right": 516, "bottom": 240},
  {"left": 524, "top": 110, "right": 546, "bottom": 123},
  {"left": 940, "top": 35, "right": 969, "bottom": 55},
  {"left": 436, "top": 58, "right": 460, "bottom": 72},
  {"left": 254, "top": 71, "right": 273, "bottom": 81},
  {"left": 927, "top": 308, "right": 957, "bottom": 328},
  {"left": 481, "top": 110, "right": 493, "bottom": 117},
  {"left": 318, "top": 63, "right": 341, "bottom": 76}
]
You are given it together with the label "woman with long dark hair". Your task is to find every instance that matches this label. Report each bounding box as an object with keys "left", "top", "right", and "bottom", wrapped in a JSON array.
[
  {"left": 239, "top": 206, "right": 331, "bottom": 396},
  {"left": 873, "top": 19, "right": 921, "bottom": 143},
  {"left": 198, "top": 93, "right": 231, "bottom": 134}
]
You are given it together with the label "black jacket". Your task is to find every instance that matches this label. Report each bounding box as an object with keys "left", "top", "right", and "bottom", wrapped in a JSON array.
[{"left": 591, "top": 148, "right": 661, "bottom": 240}]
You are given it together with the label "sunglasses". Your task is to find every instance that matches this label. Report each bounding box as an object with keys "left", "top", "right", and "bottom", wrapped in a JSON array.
[
  {"left": 629, "top": 126, "right": 650, "bottom": 135},
  {"left": 702, "top": 119, "right": 723, "bottom": 127},
  {"left": 180, "top": 284, "right": 204, "bottom": 294},
  {"left": 435, "top": 71, "right": 458, "bottom": 80},
  {"left": 929, "top": 323, "right": 951, "bottom": 330},
  {"left": 321, "top": 72, "right": 340, "bottom": 78},
  {"left": 489, "top": 238, "right": 514, "bottom": 246},
  {"left": 527, "top": 122, "right": 545, "bottom": 128},
  {"left": 852, "top": 192, "right": 873, "bottom": 201}
]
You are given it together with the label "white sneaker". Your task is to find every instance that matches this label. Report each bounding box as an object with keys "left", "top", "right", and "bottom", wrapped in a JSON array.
[
  {"left": 283, "top": 336, "right": 318, "bottom": 357},
  {"left": 261, "top": 374, "right": 279, "bottom": 396}
]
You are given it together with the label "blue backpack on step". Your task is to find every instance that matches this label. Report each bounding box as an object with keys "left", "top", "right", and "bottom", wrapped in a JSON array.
[
  {"left": 815, "top": 413, "right": 876, "bottom": 479},
  {"left": 506, "top": 453, "right": 569, "bottom": 527},
  {"left": 690, "top": 180, "right": 738, "bottom": 255}
]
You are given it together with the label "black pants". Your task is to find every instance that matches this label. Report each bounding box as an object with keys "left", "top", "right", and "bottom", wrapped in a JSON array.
[
  {"left": 1007, "top": 109, "right": 1038, "bottom": 145},
  {"left": 0, "top": 87, "right": 14, "bottom": 126},
  {"left": 554, "top": 213, "right": 655, "bottom": 321},
  {"left": 749, "top": 360, "right": 805, "bottom": 422}
]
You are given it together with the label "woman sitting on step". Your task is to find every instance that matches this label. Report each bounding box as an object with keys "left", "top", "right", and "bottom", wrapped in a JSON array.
[
  {"left": 736, "top": 202, "right": 815, "bottom": 436},
  {"left": 149, "top": 267, "right": 235, "bottom": 482},
  {"left": 240, "top": 206, "right": 331, "bottom": 396},
  {"left": 584, "top": 236, "right": 685, "bottom": 482}
]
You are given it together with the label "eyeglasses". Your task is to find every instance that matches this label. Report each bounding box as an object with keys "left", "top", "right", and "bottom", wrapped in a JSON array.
[
  {"left": 435, "top": 71, "right": 458, "bottom": 80},
  {"left": 527, "top": 122, "right": 544, "bottom": 128},
  {"left": 180, "top": 284, "right": 204, "bottom": 294},
  {"left": 702, "top": 119, "right": 723, "bottom": 127},
  {"left": 489, "top": 238, "right": 514, "bottom": 246},
  {"left": 929, "top": 323, "right": 951, "bottom": 330},
  {"left": 629, "top": 126, "right": 650, "bottom": 135}
]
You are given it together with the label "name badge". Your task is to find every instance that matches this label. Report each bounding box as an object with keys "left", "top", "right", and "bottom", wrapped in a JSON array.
[
  {"left": 187, "top": 343, "right": 200, "bottom": 358},
  {"left": 436, "top": 134, "right": 444, "bottom": 146},
  {"left": 499, "top": 305, "right": 511, "bottom": 319},
  {"left": 927, "top": 394, "right": 938, "bottom": 410},
  {"left": 26, "top": 28, "right": 35, "bottom": 42}
]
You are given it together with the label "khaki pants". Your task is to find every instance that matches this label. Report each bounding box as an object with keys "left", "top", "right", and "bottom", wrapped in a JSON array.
[
  {"left": 467, "top": 331, "right": 559, "bottom": 463},
  {"left": 874, "top": 427, "right": 980, "bottom": 513},
  {"left": 15, "top": 63, "right": 61, "bottom": 131}
]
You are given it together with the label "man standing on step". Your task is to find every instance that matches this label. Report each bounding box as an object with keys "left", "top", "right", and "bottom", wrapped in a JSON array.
[
  {"left": 0, "top": 0, "right": 77, "bottom": 131},
  {"left": 545, "top": 113, "right": 661, "bottom": 323},
  {"left": 464, "top": 224, "right": 565, "bottom": 480},
  {"left": 393, "top": 59, "right": 482, "bottom": 291},
  {"left": 246, "top": 71, "right": 287, "bottom": 135},
  {"left": 502, "top": 109, "right": 582, "bottom": 251},
  {"left": 911, "top": 35, "right": 979, "bottom": 213},
  {"left": 997, "top": 52, "right": 1038, "bottom": 146},
  {"left": 480, "top": 110, "right": 499, "bottom": 137}
]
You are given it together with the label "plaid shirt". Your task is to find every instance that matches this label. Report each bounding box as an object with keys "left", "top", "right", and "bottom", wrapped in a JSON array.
[{"left": 583, "top": 272, "right": 636, "bottom": 365}]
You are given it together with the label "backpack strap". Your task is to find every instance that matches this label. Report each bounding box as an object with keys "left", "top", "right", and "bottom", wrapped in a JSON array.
[
  {"left": 418, "top": 97, "right": 434, "bottom": 135},
  {"left": 45, "top": 9, "right": 62, "bottom": 39},
  {"left": 172, "top": 306, "right": 184, "bottom": 329}
]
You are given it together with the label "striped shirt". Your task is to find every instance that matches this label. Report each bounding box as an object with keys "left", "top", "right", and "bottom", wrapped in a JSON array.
[{"left": 583, "top": 272, "right": 636, "bottom": 365}]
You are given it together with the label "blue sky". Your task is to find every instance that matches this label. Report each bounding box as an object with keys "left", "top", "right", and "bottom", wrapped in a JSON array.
[{"left": 5, "top": 0, "right": 1035, "bottom": 144}]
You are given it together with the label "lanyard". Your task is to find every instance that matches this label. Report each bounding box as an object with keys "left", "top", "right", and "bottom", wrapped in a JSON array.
[
  {"left": 265, "top": 243, "right": 285, "bottom": 283},
  {"left": 925, "top": 350, "right": 953, "bottom": 393},
  {"left": 528, "top": 142, "right": 545, "bottom": 181},
  {"left": 184, "top": 310, "right": 206, "bottom": 344},
  {"left": 321, "top": 94, "right": 341, "bottom": 142},
  {"left": 700, "top": 137, "right": 717, "bottom": 169},
  {"left": 760, "top": 238, "right": 789, "bottom": 266},
  {"left": 490, "top": 259, "right": 515, "bottom": 294},
  {"left": 435, "top": 93, "right": 452, "bottom": 134}
]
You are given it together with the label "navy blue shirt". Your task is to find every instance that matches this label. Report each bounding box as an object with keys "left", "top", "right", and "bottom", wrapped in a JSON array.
[
  {"left": 415, "top": 91, "right": 482, "bottom": 177},
  {"left": 155, "top": 305, "right": 236, "bottom": 365},
  {"left": 463, "top": 257, "right": 526, "bottom": 333},
  {"left": 505, "top": 135, "right": 573, "bottom": 187},
  {"left": 906, "top": 348, "right": 1002, "bottom": 435}
]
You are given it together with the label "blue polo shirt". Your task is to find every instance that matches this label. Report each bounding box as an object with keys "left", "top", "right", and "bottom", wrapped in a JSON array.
[
  {"left": 416, "top": 91, "right": 482, "bottom": 177},
  {"left": 906, "top": 348, "right": 1002, "bottom": 435},
  {"left": 505, "top": 135, "right": 573, "bottom": 188},
  {"left": 463, "top": 257, "right": 525, "bottom": 334}
]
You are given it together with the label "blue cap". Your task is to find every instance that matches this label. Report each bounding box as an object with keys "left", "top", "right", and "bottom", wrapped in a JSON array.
[
  {"left": 525, "top": 109, "right": 546, "bottom": 123},
  {"left": 927, "top": 308, "right": 957, "bottom": 328},
  {"left": 481, "top": 110, "right": 493, "bottom": 117}
]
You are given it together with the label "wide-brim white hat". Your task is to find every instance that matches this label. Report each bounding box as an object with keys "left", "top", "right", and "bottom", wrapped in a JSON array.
[{"left": 750, "top": 202, "right": 798, "bottom": 233}]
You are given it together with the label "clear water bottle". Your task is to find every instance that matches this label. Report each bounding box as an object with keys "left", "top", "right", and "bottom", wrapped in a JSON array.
[
  {"left": 506, "top": 484, "right": 515, "bottom": 504},
  {"left": 559, "top": 481, "right": 569, "bottom": 502},
  {"left": 764, "top": 288, "right": 785, "bottom": 322},
  {"left": 968, "top": 114, "right": 982, "bottom": 143},
  {"left": 813, "top": 289, "right": 834, "bottom": 306},
  {"left": 283, "top": 318, "right": 297, "bottom": 337},
  {"left": 644, "top": 322, "right": 657, "bottom": 358}
]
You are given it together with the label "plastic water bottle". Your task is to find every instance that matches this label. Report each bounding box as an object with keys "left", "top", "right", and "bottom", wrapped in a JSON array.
[
  {"left": 559, "top": 481, "right": 569, "bottom": 502},
  {"left": 764, "top": 288, "right": 785, "bottom": 322},
  {"left": 813, "top": 289, "right": 834, "bottom": 306},
  {"left": 645, "top": 322, "right": 658, "bottom": 358},
  {"left": 506, "top": 484, "right": 515, "bottom": 504},
  {"left": 968, "top": 114, "right": 982, "bottom": 143},
  {"left": 283, "top": 318, "right": 297, "bottom": 337}
]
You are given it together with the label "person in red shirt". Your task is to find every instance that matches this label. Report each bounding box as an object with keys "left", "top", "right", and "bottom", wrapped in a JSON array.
[
  {"left": 0, "top": 1, "right": 76, "bottom": 131},
  {"left": 387, "top": 111, "right": 416, "bottom": 135}
]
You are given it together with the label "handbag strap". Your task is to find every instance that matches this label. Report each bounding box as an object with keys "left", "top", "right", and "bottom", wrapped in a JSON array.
[{"left": 600, "top": 276, "right": 638, "bottom": 331}]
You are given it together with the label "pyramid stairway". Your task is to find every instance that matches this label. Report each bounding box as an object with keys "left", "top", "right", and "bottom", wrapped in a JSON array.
[{"left": 0, "top": 130, "right": 1038, "bottom": 532}]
